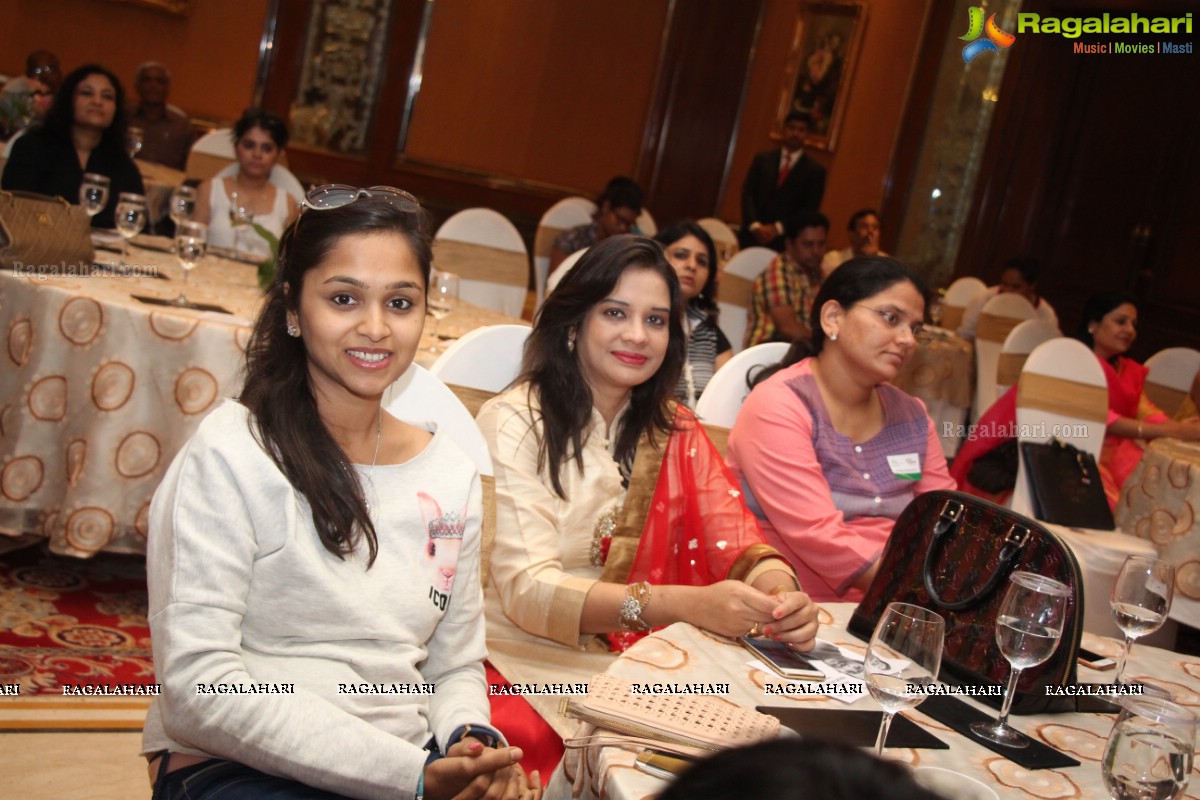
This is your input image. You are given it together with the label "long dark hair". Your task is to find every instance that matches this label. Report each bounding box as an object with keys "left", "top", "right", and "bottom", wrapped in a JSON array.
[
  {"left": 240, "top": 196, "right": 433, "bottom": 566},
  {"left": 654, "top": 220, "right": 720, "bottom": 324},
  {"left": 518, "top": 234, "right": 686, "bottom": 499},
  {"left": 1075, "top": 291, "right": 1136, "bottom": 364},
  {"left": 809, "top": 256, "right": 928, "bottom": 354},
  {"left": 40, "top": 64, "right": 129, "bottom": 156}
]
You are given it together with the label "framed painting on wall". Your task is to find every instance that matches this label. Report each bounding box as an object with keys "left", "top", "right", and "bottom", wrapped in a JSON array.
[{"left": 777, "top": 1, "right": 867, "bottom": 152}]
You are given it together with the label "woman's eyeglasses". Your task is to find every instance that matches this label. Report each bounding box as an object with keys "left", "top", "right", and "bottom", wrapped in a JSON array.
[
  {"left": 302, "top": 184, "right": 420, "bottom": 212},
  {"left": 858, "top": 304, "right": 933, "bottom": 344}
]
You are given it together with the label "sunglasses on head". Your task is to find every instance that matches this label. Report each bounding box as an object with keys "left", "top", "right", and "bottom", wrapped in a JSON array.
[{"left": 302, "top": 184, "right": 420, "bottom": 212}]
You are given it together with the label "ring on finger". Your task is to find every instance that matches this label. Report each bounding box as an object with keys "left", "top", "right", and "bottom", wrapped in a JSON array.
[{"left": 747, "top": 622, "right": 762, "bottom": 637}]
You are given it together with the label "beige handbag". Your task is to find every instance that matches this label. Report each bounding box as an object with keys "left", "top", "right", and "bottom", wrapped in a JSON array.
[{"left": 0, "top": 190, "right": 95, "bottom": 271}]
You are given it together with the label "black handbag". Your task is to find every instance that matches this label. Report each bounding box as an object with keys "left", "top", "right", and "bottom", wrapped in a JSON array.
[
  {"left": 1020, "top": 439, "right": 1116, "bottom": 530},
  {"left": 849, "top": 490, "right": 1084, "bottom": 715}
]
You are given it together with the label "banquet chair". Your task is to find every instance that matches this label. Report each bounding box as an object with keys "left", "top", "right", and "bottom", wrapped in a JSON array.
[
  {"left": 532, "top": 197, "right": 594, "bottom": 309},
  {"left": 434, "top": 208, "right": 528, "bottom": 318},
  {"left": 694, "top": 342, "right": 789, "bottom": 428},
  {"left": 214, "top": 162, "right": 305, "bottom": 204},
  {"left": 696, "top": 217, "right": 739, "bottom": 269},
  {"left": 940, "top": 276, "right": 987, "bottom": 332},
  {"left": 382, "top": 363, "right": 498, "bottom": 586},
  {"left": 429, "top": 324, "right": 531, "bottom": 415},
  {"left": 185, "top": 128, "right": 236, "bottom": 181},
  {"left": 996, "top": 320, "right": 1061, "bottom": 398},
  {"left": 1010, "top": 338, "right": 1163, "bottom": 640},
  {"left": 716, "top": 246, "right": 776, "bottom": 355},
  {"left": 544, "top": 247, "right": 587, "bottom": 297},
  {"left": 973, "top": 292, "right": 1036, "bottom": 421},
  {"left": 1144, "top": 346, "right": 1200, "bottom": 417},
  {"left": 635, "top": 207, "right": 656, "bottom": 236}
]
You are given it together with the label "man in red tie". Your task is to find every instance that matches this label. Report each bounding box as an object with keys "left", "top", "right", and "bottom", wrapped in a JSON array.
[{"left": 740, "top": 111, "right": 827, "bottom": 252}]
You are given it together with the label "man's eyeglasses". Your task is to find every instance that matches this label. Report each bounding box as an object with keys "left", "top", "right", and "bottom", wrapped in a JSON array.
[
  {"left": 857, "top": 304, "right": 933, "bottom": 344},
  {"left": 302, "top": 184, "right": 420, "bottom": 212}
]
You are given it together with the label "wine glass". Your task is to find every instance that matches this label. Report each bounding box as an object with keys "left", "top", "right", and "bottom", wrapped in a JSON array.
[
  {"left": 114, "top": 193, "right": 147, "bottom": 267},
  {"left": 79, "top": 173, "right": 111, "bottom": 220},
  {"left": 1111, "top": 555, "right": 1175, "bottom": 687},
  {"left": 427, "top": 271, "right": 461, "bottom": 352},
  {"left": 174, "top": 221, "right": 208, "bottom": 305},
  {"left": 228, "top": 191, "right": 255, "bottom": 260},
  {"left": 864, "top": 602, "right": 945, "bottom": 756},
  {"left": 126, "top": 126, "right": 145, "bottom": 159},
  {"left": 1102, "top": 696, "right": 1195, "bottom": 800},
  {"left": 971, "top": 571, "right": 1071, "bottom": 748},
  {"left": 168, "top": 185, "right": 198, "bottom": 229}
]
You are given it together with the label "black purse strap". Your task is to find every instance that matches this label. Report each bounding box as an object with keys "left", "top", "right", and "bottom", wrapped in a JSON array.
[{"left": 922, "top": 498, "right": 1030, "bottom": 611}]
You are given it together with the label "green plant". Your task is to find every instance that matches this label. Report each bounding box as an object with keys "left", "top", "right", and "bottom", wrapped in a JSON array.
[{"left": 250, "top": 222, "right": 279, "bottom": 290}]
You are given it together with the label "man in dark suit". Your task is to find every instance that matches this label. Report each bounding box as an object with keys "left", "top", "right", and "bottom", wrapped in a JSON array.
[{"left": 740, "top": 111, "right": 826, "bottom": 251}]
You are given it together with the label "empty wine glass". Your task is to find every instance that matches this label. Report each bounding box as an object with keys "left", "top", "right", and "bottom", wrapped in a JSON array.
[
  {"left": 79, "top": 173, "right": 110, "bottom": 220},
  {"left": 114, "top": 193, "right": 147, "bottom": 266},
  {"left": 864, "top": 602, "right": 945, "bottom": 756},
  {"left": 1102, "top": 696, "right": 1195, "bottom": 800},
  {"left": 168, "top": 185, "right": 198, "bottom": 229},
  {"left": 971, "top": 571, "right": 1071, "bottom": 748},
  {"left": 126, "top": 126, "right": 144, "bottom": 159},
  {"left": 1111, "top": 555, "right": 1175, "bottom": 687},
  {"left": 228, "top": 191, "right": 255, "bottom": 260},
  {"left": 427, "top": 270, "right": 461, "bottom": 352},
  {"left": 174, "top": 221, "right": 208, "bottom": 306}
]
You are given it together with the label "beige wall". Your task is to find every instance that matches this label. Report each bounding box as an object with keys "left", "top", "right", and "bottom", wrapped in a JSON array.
[
  {"left": 1, "top": 0, "right": 267, "bottom": 123},
  {"left": 721, "top": 0, "right": 929, "bottom": 248}
]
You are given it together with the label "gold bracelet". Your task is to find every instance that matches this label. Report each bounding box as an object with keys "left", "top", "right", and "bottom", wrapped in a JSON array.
[
  {"left": 1137, "top": 421, "right": 1144, "bottom": 439},
  {"left": 619, "top": 581, "right": 653, "bottom": 631},
  {"left": 768, "top": 583, "right": 797, "bottom": 597}
]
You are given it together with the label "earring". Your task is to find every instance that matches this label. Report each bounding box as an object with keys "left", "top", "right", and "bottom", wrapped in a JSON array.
[
  {"left": 287, "top": 323, "right": 299, "bottom": 337},
  {"left": 829, "top": 333, "right": 838, "bottom": 342},
  {"left": 567, "top": 335, "right": 575, "bottom": 353}
]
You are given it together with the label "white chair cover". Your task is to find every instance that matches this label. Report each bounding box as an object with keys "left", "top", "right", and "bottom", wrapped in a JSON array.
[
  {"left": 715, "top": 246, "right": 776, "bottom": 355},
  {"left": 635, "top": 208, "right": 656, "bottom": 237},
  {"left": 429, "top": 324, "right": 531, "bottom": 394},
  {"left": 544, "top": 247, "right": 587, "bottom": 297},
  {"left": 940, "top": 276, "right": 988, "bottom": 332},
  {"left": 434, "top": 208, "right": 528, "bottom": 318},
  {"left": 973, "top": 292, "right": 1036, "bottom": 420},
  {"left": 382, "top": 363, "right": 492, "bottom": 477},
  {"left": 532, "top": 197, "right": 595, "bottom": 309},
  {"left": 1144, "top": 346, "right": 1200, "bottom": 417},
  {"left": 696, "top": 217, "right": 739, "bottom": 267},
  {"left": 996, "top": 320, "right": 1061, "bottom": 398},
  {"left": 694, "top": 342, "right": 790, "bottom": 428}
]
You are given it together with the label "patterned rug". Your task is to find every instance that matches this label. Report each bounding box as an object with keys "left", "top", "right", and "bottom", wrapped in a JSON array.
[{"left": 0, "top": 545, "right": 154, "bottom": 727}]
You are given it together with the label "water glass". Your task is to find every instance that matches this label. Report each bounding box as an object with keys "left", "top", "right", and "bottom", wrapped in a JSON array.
[
  {"left": 1111, "top": 555, "right": 1175, "bottom": 687},
  {"left": 427, "top": 270, "right": 461, "bottom": 352},
  {"left": 1102, "top": 696, "right": 1195, "bottom": 800},
  {"left": 79, "top": 173, "right": 110, "bottom": 219},
  {"left": 114, "top": 193, "right": 147, "bottom": 265},
  {"left": 168, "top": 185, "right": 198, "bottom": 229},
  {"left": 126, "top": 126, "right": 144, "bottom": 159},
  {"left": 174, "top": 221, "right": 208, "bottom": 305},
  {"left": 865, "top": 602, "right": 944, "bottom": 756}
]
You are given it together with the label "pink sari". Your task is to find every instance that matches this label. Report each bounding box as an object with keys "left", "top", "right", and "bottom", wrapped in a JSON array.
[{"left": 1098, "top": 357, "right": 1168, "bottom": 506}]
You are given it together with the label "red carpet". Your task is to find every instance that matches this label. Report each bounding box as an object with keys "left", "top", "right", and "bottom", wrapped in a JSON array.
[{"left": 0, "top": 545, "right": 154, "bottom": 696}]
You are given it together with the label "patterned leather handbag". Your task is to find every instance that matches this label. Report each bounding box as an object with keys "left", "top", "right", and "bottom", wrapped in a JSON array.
[
  {"left": 0, "top": 190, "right": 95, "bottom": 270},
  {"left": 849, "top": 490, "right": 1084, "bottom": 715}
]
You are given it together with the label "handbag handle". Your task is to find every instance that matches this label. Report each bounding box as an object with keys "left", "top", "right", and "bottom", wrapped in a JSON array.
[{"left": 922, "top": 498, "right": 1029, "bottom": 610}]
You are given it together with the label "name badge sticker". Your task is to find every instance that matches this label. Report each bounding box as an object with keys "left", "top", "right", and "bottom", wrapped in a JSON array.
[{"left": 887, "top": 453, "right": 921, "bottom": 481}]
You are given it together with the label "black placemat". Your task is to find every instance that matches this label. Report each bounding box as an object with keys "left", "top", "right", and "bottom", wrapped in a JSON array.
[
  {"left": 918, "top": 694, "right": 1081, "bottom": 769},
  {"left": 131, "top": 294, "right": 233, "bottom": 314},
  {"left": 94, "top": 262, "right": 169, "bottom": 280},
  {"left": 757, "top": 707, "right": 948, "bottom": 749}
]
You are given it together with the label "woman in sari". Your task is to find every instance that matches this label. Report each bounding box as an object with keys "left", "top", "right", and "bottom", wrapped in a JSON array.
[{"left": 952, "top": 292, "right": 1200, "bottom": 507}]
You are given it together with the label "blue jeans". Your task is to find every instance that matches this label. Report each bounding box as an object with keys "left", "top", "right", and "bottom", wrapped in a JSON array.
[{"left": 152, "top": 756, "right": 352, "bottom": 800}]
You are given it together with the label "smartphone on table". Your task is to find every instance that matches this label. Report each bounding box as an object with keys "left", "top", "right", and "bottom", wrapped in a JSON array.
[
  {"left": 634, "top": 749, "right": 696, "bottom": 780},
  {"left": 740, "top": 636, "right": 825, "bottom": 681}
]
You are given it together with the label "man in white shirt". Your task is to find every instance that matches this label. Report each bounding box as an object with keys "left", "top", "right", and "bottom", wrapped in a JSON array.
[
  {"left": 820, "top": 208, "right": 887, "bottom": 277},
  {"left": 957, "top": 257, "right": 1059, "bottom": 340}
]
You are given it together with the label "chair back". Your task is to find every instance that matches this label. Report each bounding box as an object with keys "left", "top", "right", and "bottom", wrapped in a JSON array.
[
  {"left": 973, "top": 292, "right": 1037, "bottom": 419},
  {"left": 696, "top": 217, "right": 739, "bottom": 268},
  {"left": 1010, "top": 338, "right": 1108, "bottom": 517},
  {"left": 434, "top": 208, "right": 528, "bottom": 318},
  {"left": 636, "top": 208, "right": 656, "bottom": 237},
  {"left": 383, "top": 364, "right": 497, "bottom": 586},
  {"left": 544, "top": 247, "right": 587, "bottom": 297},
  {"left": 186, "top": 128, "right": 235, "bottom": 181},
  {"left": 997, "top": 320, "right": 1061, "bottom": 397},
  {"left": 940, "top": 276, "right": 988, "bottom": 332},
  {"left": 429, "top": 324, "right": 531, "bottom": 411},
  {"left": 716, "top": 246, "right": 776, "bottom": 354},
  {"left": 533, "top": 197, "right": 594, "bottom": 308},
  {"left": 694, "top": 342, "right": 790, "bottom": 428},
  {"left": 1144, "top": 347, "right": 1200, "bottom": 416},
  {"left": 215, "top": 162, "right": 305, "bottom": 204}
]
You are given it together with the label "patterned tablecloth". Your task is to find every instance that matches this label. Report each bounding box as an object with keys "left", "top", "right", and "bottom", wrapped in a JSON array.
[
  {"left": 0, "top": 240, "right": 521, "bottom": 557},
  {"left": 1116, "top": 438, "right": 1200, "bottom": 628},
  {"left": 553, "top": 603, "right": 1200, "bottom": 800},
  {"left": 893, "top": 327, "right": 974, "bottom": 459}
]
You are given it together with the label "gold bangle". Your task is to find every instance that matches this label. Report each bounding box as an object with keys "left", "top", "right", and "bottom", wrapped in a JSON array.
[
  {"left": 619, "top": 581, "right": 653, "bottom": 631},
  {"left": 768, "top": 583, "right": 797, "bottom": 597},
  {"left": 1137, "top": 421, "right": 1144, "bottom": 439}
]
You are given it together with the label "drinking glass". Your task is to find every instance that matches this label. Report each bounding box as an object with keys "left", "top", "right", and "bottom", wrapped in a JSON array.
[
  {"left": 168, "top": 185, "right": 198, "bottom": 229},
  {"left": 228, "top": 191, "right": 255, "bottom": 260},
  {"left": 1111, "top": 555, "right": 1175, "bottom": 687},
  {"left": 174, "top": 221, "right": 208, "bottom": 305},
  {"left": 1102, "top": 696, "right": 1195, "bottom": 800},
  {"left": 79, "top": 173, "right": 110, "bottom": 220},
  {"left": 864, "top": 602, "right": 944, "bottom": 756},
  {"left": 114, "top": 193, "right": 147, "bottom": 266},
  {"left": 971, "top": 571, "right": 1070, "bottom": 748},
  {"left": 427, "top": 271, "right": 461, "bottom": 352},
  {"left": 126, "top": 126, "right": 144, "bottom": 159}
]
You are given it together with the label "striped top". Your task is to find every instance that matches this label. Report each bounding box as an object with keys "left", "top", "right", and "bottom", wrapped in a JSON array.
[{"left": 676, "top": 305, "right": 732, "bottom": 407}]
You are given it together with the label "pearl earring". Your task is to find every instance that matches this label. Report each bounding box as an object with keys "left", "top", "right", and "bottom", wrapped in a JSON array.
[
  {"left": 567, "top": 336, "right": 575, "bottom": 353},
  {"left": 287, "top": 323, "right": 299, "bottom": 337},
  {"left": 829, "top": 333, "right": 838, "bottom": 341}
]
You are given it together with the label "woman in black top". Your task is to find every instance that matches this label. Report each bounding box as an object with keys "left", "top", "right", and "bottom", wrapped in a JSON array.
[{"left": 3, "top": 64, "right": 143, "bottom": 228}]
